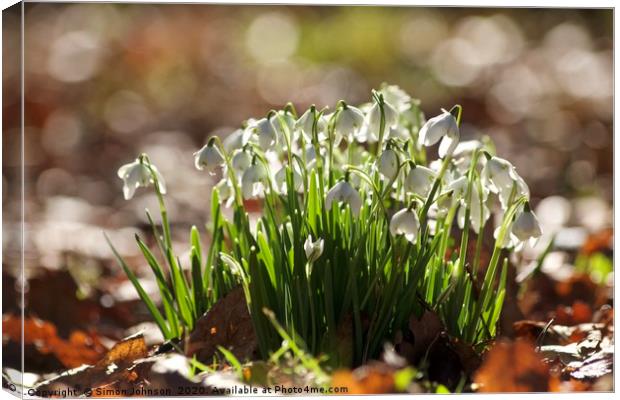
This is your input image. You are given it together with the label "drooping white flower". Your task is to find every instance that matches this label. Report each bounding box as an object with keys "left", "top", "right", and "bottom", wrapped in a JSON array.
[
  {"left": 295, "top": 107, "right": 327, "bottom": 143},
  {"left": 446, "top": 176, "right": 468, "bottom": 200},
  {"left": 241, "top": 162, "right": 269, "bottom": 199},
  {"left": 453, "top": 140, "right": 483, "bottom": 159},
  {"left": 254, "top": 117, "right": 279, "bottom": 150},
  {"left": 304, "top": 235, "right": 324, "bottom": 263},
  {"left": 231, "top": 149, "right": 252, "bottom": 172},
  {"left": 325, "top": 180, "right": 362, "bottom": 216},
  {"left": 511, "top": 204, "right": 542, "bottom": 241},
  {"left": 214, "top": 178, "right": 234, "bottom": 207},
  {"left": 389, "top": 207, "right": 420, "bottom": 243},
  {"left": 275, "top": 165, "right": 303, "bottom": 193},
  {"left": 117, "top": 157, "right": 166, "bottom": 200},
  {"left": 497, "top": 173, "right": 530, "bottom": 209},
  {"left": 387, "top": 125, "right": 410, "bottom": 141},
  {"left": 379, "top": 84, "right": 411, "bottom": 112},
  {"left": 241, "top": 118, "right": 259, "bottom": 146},
  {"left": 404, "top": 165, "right": 436, "bottom": 197},
  {"left": 357, "top": 99, "right": 398, "bottom": 143},
  {"left": 334, "top": 103, "right": 365, "bottom": 143},
  {"left": 194, "top": 141, "right": 224, "bottom": 174},
  {"left": 271, "top": 109, "right": 296, "bottom": 144},
  {"left": 377, "top": 148, "right": 400, "bottom": 181},
  {"left": 223, "top": 128, "right": 244, "bottom": 152},
  {"left": 455, "top": 181, "right": 490, "bottom": 234},
  {"left": 494, "top": 224, "right": 521, "bottom": 249},
  {"left": 432, "top": 191, "right": 454, "bottom": 218},
  {"left": 482, "top": 155, "right": 517, "bottom": 191},
  {"left": 418, "top": 111, "right": 460, "bottom": 157}
]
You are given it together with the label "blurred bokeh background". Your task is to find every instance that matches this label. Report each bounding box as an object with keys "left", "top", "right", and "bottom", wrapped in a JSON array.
[{"left": 2, "top": 4, "right": 613, "bottom": 339}]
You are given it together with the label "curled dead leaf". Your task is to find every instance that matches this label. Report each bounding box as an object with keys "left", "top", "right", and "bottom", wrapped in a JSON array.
[
  {"left": 2, "top": 314, "right": 106, "bottom": 370},
  {"left": 474, "top": 339, "right": 556, "bottom": 392},
  {"left": 185, "top": 287, "right": 258, "bottom": 363},
  {"left": 331, "top": 363, "right": 395, "bottom": 394}
]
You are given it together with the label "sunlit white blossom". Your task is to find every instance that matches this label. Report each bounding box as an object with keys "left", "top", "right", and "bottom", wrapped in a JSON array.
[
  {"left": 418, "top": 111, "right": 460, "bottom": 157},
  {"left": 194, "top": 141, "right": 224, "bottom": 173},
  {"left": 482, "top": 155, "right": 518, "bottom": 193},
  {"left": 377, "top": 148, "right": 400, "bottom": 181},
  {"left": 231, "top": 149, "right": 252, "bottom": 172},
  {"left": 456, "top": 183, "right": 490, "bottom": 234},
  {"left": 117, "top": 158, "right": 166, "bottom": 200},
  {"left": 389, "top": 207, "right": 420, "bottom": 242},
  {"left": 512, "top": 205, "right": 542, "bottom": 241},
  {"left": 325, "top": 180, "right": 362, "bottom": 216},
  {"left": 404, "top": 165, "right": 436, "bottom": 197},
  {"left": 255, "top": 117, "right": 279, "bottom": 150},
  {"left": 215, "top": 178, "right": 235, "bottom": 207},
  {"left": 275, "top": 165, "right": 303, "bottom": 193},
  {"left": 241, "top": 163, "right": 269, "bottom": 199},
  {"left": 379, "top": 84, "right": 411, "bottom": 112},
  {"left": 304, "top": 235, "right": 324, "bottom": 263},
  {"left": 296, "top": 107, "right": 327, "bottom": 142},
  {"left": 334, "top": 104, "right": 365, "bottom": 143},
  {"left": 357, "top": 99, "right": 398, "bottom": 143}
]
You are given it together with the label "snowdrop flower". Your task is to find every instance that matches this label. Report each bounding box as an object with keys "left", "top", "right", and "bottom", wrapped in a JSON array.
[
  {"left": 334, "top": 102, "right": 365, "bottom": 143},
  {"left": 275, "top": 165, "right": 303, "bottom": 193},
  {"left": 117, "top": 157, "right": 166, "bottom": 200},
  {"left": 223, "top": 128, "right": 244, "bottom": 152},
  {"left": 482, "top": 154, "right": 529, "bottom": 209},
  {"left": 482, "top": 155, "right": 518, "bottom": 193},
  {"left": 456, "top": 183, "right": 490, "bottom": 234},
  {"left": 241, "top": 162, "right": 269, "bottom": 199},
  {"left": 387, "top": 125, "right": 410, "bottom": 141},
  {"left": 446, "top": 176, "right": 468, "bottom": 200},
  {"left": 254, "top": 117, "right": 279, "bottom": 150},
  {"left": 452, "top": 140, "right": 483, "bottom": 174},
  {"left": 404, "top": 165, "right": 436, "bottom": 197},
  {"left": 377, "top": 148, "right": 400, "bottom": 181},
  {"left": 357, "top": 98, "right": 398, "bottom": 143},
  {"left": 325, "top": 179, "right": 362, "bottom": 216},
  {"left": 304, "top": 145, "right": 325, "bottom": 171},
  {"left": 304, "top": 235, "right": 324, "bottom": 263},
  {"left": 494, "top": 224, "right": 521, "bottom": 249},
  {"left": 389, "top": 207, "right": 420, "bottom": 243},
  {"left": 511, "top": 203, "right": 542, "bottom": 241},
  {"left": 272, "top": 109, "right": 296, "bottom": 143},
  {"left": 379, "top": 84, "right": 411, "bottom": 112},
  {"left": 296, "top": 106, "right": 327, "bottom": 142},
  {"left": 432, "top": 191, "right": 454, "bottom": 218},
  {"left": 194, "top": 139, "right": 224, "bottom": 174},
  {"left": 231, "top": 149, "right": 252, "bottom": 172},
  {"left": 418, "top": 111, "right": 459, "bottom": 158},
  {"left": 214, "top": 178, "right": 234, "bottom": 207}
]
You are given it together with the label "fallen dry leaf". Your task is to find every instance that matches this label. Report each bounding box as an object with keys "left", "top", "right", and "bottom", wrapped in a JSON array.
[
  {"left": 407, "top": 310, "right": 443, "bottom": 362},
  {"left": 580, "top": 228, "right": 612, "bottom": 256},
  {"left": 2, "top": 314, "right": 106, "bottom": 370},
  {"left": 331, "top": 362, "right": 395, "bottom": 394},
  {"left": 474, "top": 339, "right": 555, "bottom": 392},
  {"left": 185, "top": 287, "right": 258, "bottom": 363},
  {"left": 34, "top": 333, "right": 149, "bottom": 394}
]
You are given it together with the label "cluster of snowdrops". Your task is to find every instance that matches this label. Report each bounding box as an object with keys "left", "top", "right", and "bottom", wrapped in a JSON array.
[{"left": 112, "top": 84, "right": 541, "bottom": 367}]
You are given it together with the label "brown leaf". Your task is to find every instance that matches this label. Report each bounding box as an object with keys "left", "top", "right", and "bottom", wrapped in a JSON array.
[
  {"left": 2, "top": 314, "right": 106, "bottom": 370},
  {"left": 98, "top": 333, "right": 148, "bottom": 367},
  {"left": 331, "top": 363, "right": 395, "bottom": 394},
  {"left": 34, "top": 334, "right": 149, "bottom": 394},
  {"left": 474, "top": 339, "right": 555, "bottom": 392},
  {"left": 407, "top": 310, "right": 443, "bottom": 362},
  {"left": 580, "top": 228, "right": 612, "bottom": 256},
  {"left": 185, "top": 287, "right": 258, "bottom": 363}
]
